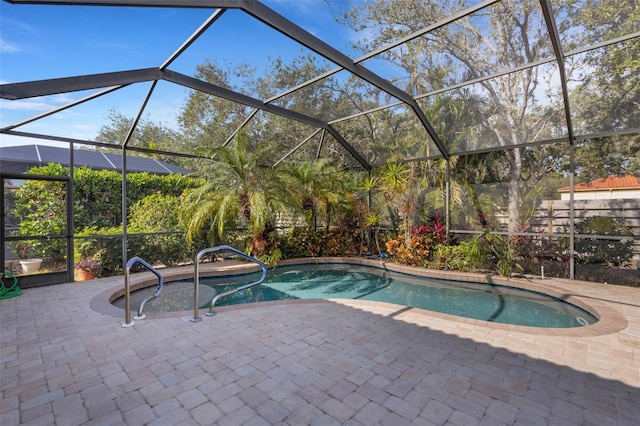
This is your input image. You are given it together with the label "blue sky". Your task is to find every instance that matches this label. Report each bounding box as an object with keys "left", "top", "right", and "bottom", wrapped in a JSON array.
[{"left": 0, "top": 1, "right": 364, "bottom": 147}]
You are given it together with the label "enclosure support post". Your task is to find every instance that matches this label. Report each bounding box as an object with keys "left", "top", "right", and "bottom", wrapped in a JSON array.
[
  {"left": 121, "top": 148, "right": 128, "bottom": 273},
  {"left": 445, "top": 159, "right": 451, "bottom": 245},
  {"left": 68, "top": 144, "right": 75, "bottom": 283},
  {"left": 569, "top": 142, "right": 575, "bottom": 280}
]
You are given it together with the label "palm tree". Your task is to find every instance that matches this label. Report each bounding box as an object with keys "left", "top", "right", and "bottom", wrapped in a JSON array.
[
  {"left": 281, "top": 158, "right": 343, "bottom": 231},
  {"left": 180, "top": 131, "right": 288, "bottom": 251},
  {"left": 376, "top": 159, "right": 422, "bottom": 245}
]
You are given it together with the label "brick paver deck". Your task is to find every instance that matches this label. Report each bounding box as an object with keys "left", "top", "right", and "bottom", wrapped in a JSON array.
[{"left": 1, "top": 261, "right": 639, "bottom": 425}]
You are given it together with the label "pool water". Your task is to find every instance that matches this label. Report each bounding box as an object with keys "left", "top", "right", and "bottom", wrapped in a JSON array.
[{"left": 115, "top": 263, "right": 597, "bottom": 328}]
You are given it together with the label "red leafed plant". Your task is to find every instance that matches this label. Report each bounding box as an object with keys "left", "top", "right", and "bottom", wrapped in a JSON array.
[
  {"left": 385, "top": 211, "right": 447, "bottom": 267},
  {"left": 74, "top": 256, "right": 100, "bottom": 273}
]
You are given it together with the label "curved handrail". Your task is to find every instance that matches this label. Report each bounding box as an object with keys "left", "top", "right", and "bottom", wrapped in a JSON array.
[
  {"left": 122, "top": 257, "right": 164, "bottom": 328},
  {"left": 190, "top": 245, "right": 267, "bottom": 322}
]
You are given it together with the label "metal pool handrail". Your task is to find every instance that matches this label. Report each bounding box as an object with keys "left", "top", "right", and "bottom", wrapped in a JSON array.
[
  {"left": 190, "top": 245, "right": 268, "bottom": 322},
  {"left": 122, "top": 257, "right": 164, "bottom": 328}
]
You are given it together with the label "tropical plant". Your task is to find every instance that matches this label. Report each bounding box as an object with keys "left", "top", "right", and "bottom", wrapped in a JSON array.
[
  {"left": 279, "top": 227, "right": 363, "bottom": 259},
  {"left": 385, "top": 213, "right": 448, "bottom": 267},
  {"left": 364, "top": 210, "right": 385, "bottom": 255},
  {"left": 484, "top": 234, "right": 523, "bottom": 277},
  {"left": 375, "top": 158, "right": 425, "bottom": 245},
  {"left": 281, "top": 158, "right": 343, "bottom": 230},
  {"left": 431, "top": 235, "right": 489, "bottom": 271},
  {"left": 360, "top": 174, "right": 386, "bottom": 254},
  {"left": 180, "top": 131, "right": 289, "bottom": 257},
  {"left": 280, "top": 228, "right": 326, "bottom": 258}
]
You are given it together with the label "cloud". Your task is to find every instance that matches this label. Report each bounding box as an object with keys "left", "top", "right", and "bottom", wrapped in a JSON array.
[
  {"left": 0, "top": 37, "right": 21, "bottom": 53},
  {"left": 0, "top": 16, "right": 37, "bottom": 53},
  {"left": 68, "top": 123, "right": 100, "bottom": 140},
  {"left": 0, "top": 92, "right": 80, "bottom": 112},
  {"left": 0, "top": 15, "right": 41, "bottom": 56},
  {"left": 0, "top": 95, "right": 83, "bottom": 129},
  {"left": 50, "top": 93, "right": 78, "bottom": 105},
  {"left": 0, "top": 98, "right": 52, "bottom": 112},
  {"left": 0, "top": 17, "right": 37, "bottom": 34}
]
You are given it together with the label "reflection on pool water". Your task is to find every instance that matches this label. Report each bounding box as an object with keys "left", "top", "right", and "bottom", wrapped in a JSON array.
[{"left": 113, "top": 263, "right": 597, "bottom": 328}]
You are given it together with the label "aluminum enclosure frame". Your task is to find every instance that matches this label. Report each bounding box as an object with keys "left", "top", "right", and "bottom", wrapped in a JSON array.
[
  {"left": 1, "top": 0, "right": 639, "bottom": 283},
  {"left": 1, "top": 0, "right": 449, "bottom": 169},
  {"left": 2, "top": 0, "right": 638, "bottom": 167}
]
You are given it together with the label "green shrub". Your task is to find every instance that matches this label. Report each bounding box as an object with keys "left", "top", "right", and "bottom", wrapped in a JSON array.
[
  {"left": 12, "top": 169, "right": 67, "bottom": 260},
  {"left": 17, "top": 164, "right": 201, "bottom": 232},
  {"left": 489, "top": 235, "right": 520, "bottom": 277},
  {"left": 431, "top": 236, "right": 489, "bottom": 271},
  {"left": 73, "top": 167, "right": 123, "bottom": 228},
  {"left": 278, "top": 227, "right": 364, "bottom": 259},
  {"left": 12, "top": 164, "right": 203, "bottom": 272},
  {"left": 280, "top": 228, "right": 325, "bottom": 258},
  {"left": 73, "top": 167, "right": 201, "bottom": 229},
  {"left": 128, "top": 193, "right": 192, "bottom": 266},
  {"left": 575, "top": 216, "right": 634, "bottom": 266},
  {"left": 74, "top": 227, "right": 125, "bottom": 277}
]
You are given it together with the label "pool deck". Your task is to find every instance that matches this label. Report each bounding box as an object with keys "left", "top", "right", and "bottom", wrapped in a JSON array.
[{"left": 1, "top": 260, "right": 639, "bottom": 425}]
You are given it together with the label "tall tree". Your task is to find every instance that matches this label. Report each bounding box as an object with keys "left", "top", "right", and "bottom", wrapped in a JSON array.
[
  {"left": 178, "top": 60, "right": 257, "bottom": 157},
  {"left": 96, "top": 110, "right": 181, "bottom": 157},
  {"left": 564, "top": 1, "right": 640, "bottom": 179},
  {"left": 178, "top": 55, "right": 367, "bottom": 169},
  {"left": 337, "top": 0, "right": 568, "bottom": 232}
]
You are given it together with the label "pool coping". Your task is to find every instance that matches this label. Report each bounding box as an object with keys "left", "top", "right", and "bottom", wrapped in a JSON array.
[{"left": 90, "top": 257, "right": 629, "bottom": 337}]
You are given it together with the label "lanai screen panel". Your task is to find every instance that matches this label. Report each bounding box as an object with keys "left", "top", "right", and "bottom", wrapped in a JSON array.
[
  {"left": 568, "top": 39, "right": 640, "bottom": 136},
  {"left": 269, "top": 69, "right": 398, "bottom": 124},
  {"left": 358, "top": 0, "right": 555, "bottom": 99},
  {"left": 120, "top": 80, "right": 192, "bottom": 153},
  {"left": 284, "top": 130, "right": 324, "bottom": 164},
  {"left": 418, "top": 61, "right": 567, "bottom": 155},
  {"left": 316, "top": 133, "right": 369, "bottom": 171},
  {"left": 1, "top": 88, "right": 99, "bottom": 137},
  {"left": 176, "top": 90, "right": 256, "bottom": 155},
  {"left": 167, "top": 8, "right": 338, "bottom": 102},
  {"left": 264, "top": 0, "right": 369, "bottom": 59},
  {"left": 331, "top": 104, "right": 440, "bottom": 166},
  {"left": 237, "top": 110, "right": 323, "bottom": 166},
  {"left": 3, "top": 84, "right": 156, "bottom": 146},
  {"left": 551, "top": 0, "right": 640, "bottom": 53},
  {"left": 335, "top": 0, "right": 492, "bottom": 47}
]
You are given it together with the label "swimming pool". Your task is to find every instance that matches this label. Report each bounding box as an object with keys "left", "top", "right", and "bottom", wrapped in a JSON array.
[{"left": 113, "top": 263, "right": 597, "bottom": 328}]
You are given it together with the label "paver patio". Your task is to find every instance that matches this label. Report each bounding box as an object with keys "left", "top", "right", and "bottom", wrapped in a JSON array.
[{"left": 1, "top": 262, "right": 639, "bottom": 425}]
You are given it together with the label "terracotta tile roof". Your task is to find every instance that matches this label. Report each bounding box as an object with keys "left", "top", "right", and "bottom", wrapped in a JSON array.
[{"left": 558, "top": 175, "right": 640, "bottom": 192}]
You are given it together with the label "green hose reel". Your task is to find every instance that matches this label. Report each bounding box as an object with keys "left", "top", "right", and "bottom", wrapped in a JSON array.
[{"left": 0, "top": 271, "right": 22, "bottom": 299}]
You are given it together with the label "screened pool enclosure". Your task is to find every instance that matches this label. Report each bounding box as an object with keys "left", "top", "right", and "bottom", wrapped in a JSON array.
[{"left": 1, "top": 0, "right": 639, "bottom": 286}]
